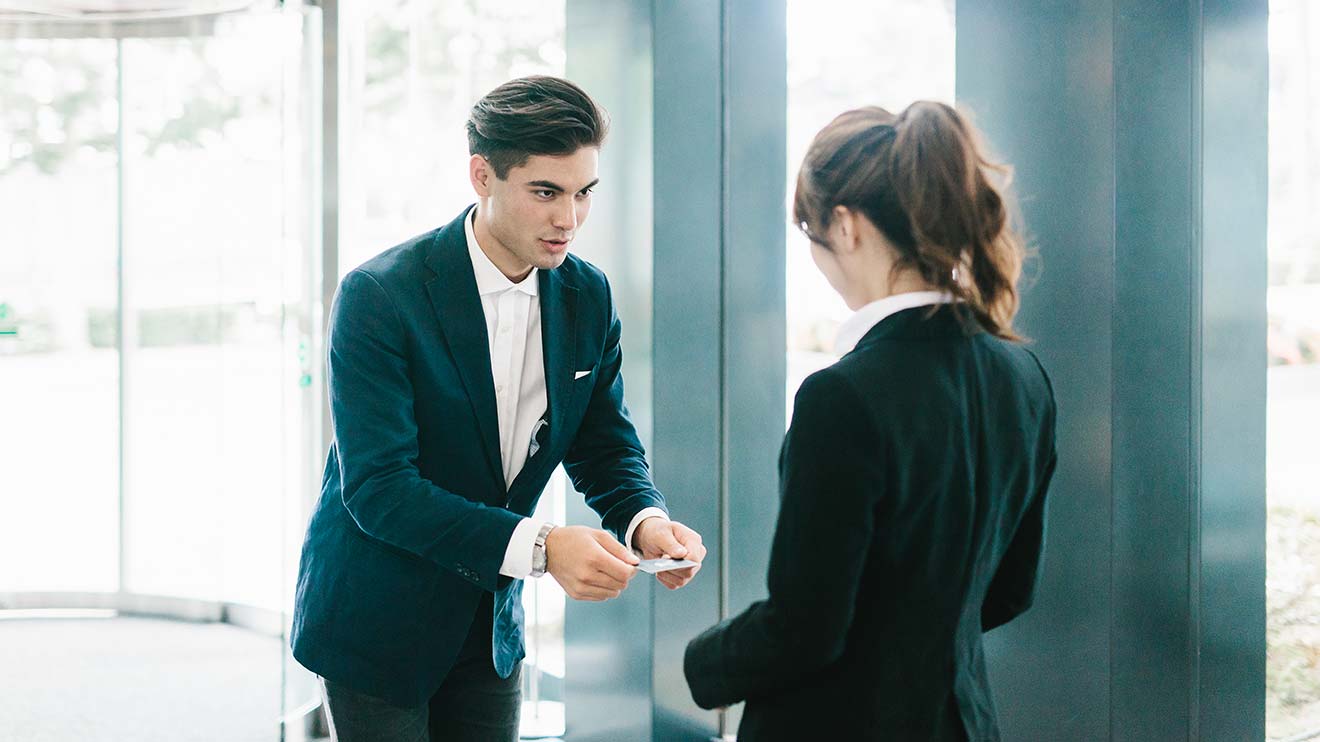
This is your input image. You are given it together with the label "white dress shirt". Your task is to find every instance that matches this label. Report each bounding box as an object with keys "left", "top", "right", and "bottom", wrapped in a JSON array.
[
  {"left": 465, "top": 210, "right": 665, "bottom": 580},
  {"left": 834, "top": 291, "right": 957, "bottom": 355}
]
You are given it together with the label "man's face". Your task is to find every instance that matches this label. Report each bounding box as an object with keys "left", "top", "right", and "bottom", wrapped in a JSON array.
[{"left": 470, "top": 147, "right": 599, "bottom": 278}]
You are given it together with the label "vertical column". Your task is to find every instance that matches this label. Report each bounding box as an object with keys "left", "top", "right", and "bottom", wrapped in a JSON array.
[
  {"left": 116, "top": 35, "right": 129, "bottom": 595},
  {"left": 723, "top": 0, "right": 787, "bottom": 630},
  {"left": 1198, "top": 1, "right": 1267, "bottom": 738},
  {"left": 652, "top": 2, "right": 725, "bottom": 739},
  {"left": 652, "top": 1, "right": 785, "bottom": 741},
  {"left": 1110, "top": 1, "right": 1198, "bottom": 737},
  {"left": 318, "top": 0, "right": 339, "bottom": 460},
  {"left": 719, "top": 0, "right": 787, "bottom": 735},
  {"left": 564, "top": 3, "right": 657, "bottom": 741},
  {"left": 957, "top": 1, "right": 1267, "bottom": 739},
  {"left": 956, "top": 4, "right": 1116, "bottom": 739}
]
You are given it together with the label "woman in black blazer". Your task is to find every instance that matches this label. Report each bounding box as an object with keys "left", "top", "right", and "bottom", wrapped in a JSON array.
[{"left": 684, "top": 102, "right": 1057, "bottom": 742}]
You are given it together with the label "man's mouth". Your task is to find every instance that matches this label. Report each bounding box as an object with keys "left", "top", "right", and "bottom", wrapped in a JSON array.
[{"left": 539, "top": 237, "right": 570, "bottom": 253}]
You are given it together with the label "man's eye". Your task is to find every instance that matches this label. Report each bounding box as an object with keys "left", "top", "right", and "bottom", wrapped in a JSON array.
[
  {"left": 535, "top": 190, "right": 555, "bottom": 199},
  {"left": 577, "top": 188, "right": 594, "bottom": 198}
]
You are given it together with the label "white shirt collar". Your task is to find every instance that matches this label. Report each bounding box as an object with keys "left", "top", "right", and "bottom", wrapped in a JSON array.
[
  {"left": 834, "top": 291, "right": 956, "bottom": 355},
  {"left": 465, "top": 206, "right": 538, "bottom": 297}
]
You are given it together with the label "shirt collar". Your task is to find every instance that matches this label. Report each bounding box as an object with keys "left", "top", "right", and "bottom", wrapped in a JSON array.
[
  {"left": 465, "top": 206, "right": 538, "bottom": 297},
  {"left": 834, "top": 291, "right": 956, "bottom": 355}
]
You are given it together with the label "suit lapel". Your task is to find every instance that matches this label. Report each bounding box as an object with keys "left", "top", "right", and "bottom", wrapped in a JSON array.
[
  {"left": 538, "top": 266, "right": 578, "bottom": 449},
  {"left": 506, "top": 265, "right": 578, "bottom": 502},
  {"left": 423, "top": 207, "right": 504, "bottom": 489}
]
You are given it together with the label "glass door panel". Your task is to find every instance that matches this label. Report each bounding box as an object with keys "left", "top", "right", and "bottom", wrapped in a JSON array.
[
  {"left": 785, "top": 0, "right": 955, "bottom": 418},
  {"left": 0, "top": 37, "right": 121, "bottom": 593},
  {"left": 1266, "top": 1, "right": 1320, "bottom": 737},
  {"left": 118, "top": 11, "right": 307, "bottom": 610}
]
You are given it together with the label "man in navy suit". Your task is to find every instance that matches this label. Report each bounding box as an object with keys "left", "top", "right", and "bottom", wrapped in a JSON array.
[{"left": 291, "top": 76, "right": 706, "bottom": 742}]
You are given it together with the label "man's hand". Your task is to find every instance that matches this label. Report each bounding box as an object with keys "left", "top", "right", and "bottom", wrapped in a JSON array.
[
  {"left": 545, "top": 525, "right": 640, "bottom": 601},
  {"left": 633, "top": 518, "right": 706, "bottom": 590}
]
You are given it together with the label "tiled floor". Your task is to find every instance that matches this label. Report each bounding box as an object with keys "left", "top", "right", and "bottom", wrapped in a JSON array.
[{"left": 0, "top": 616, "right": 282, "bottom": 742}]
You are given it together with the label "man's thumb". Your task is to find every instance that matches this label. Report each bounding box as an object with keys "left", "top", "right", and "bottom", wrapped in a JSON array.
[
  {"left": 655, "top": 526, "right": 688, "bottom": 558},
  {"left": 598, "top": 530, "right": 640, "bottom": 564}
]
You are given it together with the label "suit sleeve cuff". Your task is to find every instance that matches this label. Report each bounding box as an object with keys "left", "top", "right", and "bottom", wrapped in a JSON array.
[
  {"left": 685, "top": 618, "right": 740, "bottom": 709},
  {"left": 624, "top": 507, "right": 669, "bottom": 552},
  {"left": 499, "top": 517, "right": 548, "bottom": 579}
]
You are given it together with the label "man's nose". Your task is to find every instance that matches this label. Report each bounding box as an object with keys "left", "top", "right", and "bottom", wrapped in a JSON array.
[{"left": 551, "top": 201, "right": 577, "bottom": 232}]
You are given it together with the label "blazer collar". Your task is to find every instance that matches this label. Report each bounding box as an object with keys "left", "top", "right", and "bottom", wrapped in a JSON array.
[
  {"left": 507, "top": 266, "right": 578, "bottom": 499},
  {"left": 834, "top": 291, "right": 955, "bottom": 355},
  {"left": 852, "top": 303, "right": 980, "bottom": 350},
  {"left": 423, "top": 205, "right": 504, "bottom": 487},
  {"left": 538, "top": 265, "right": 578, "bottom": 437}
]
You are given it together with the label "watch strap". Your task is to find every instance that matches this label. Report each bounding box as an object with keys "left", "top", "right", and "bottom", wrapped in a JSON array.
[{"left": 530, "top": 523, "right": 556, "bottom": 578}]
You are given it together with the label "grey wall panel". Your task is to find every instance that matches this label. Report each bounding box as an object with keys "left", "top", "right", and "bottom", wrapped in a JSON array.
[
  {"left": 958, "top": 2, "right": 1267, "bottom": 740},
  {"left": 957, "top": 3, "right": 1115, "bottom": 739},
  {"left": 652, "top": 1, "right": 726, "bottom": 740},
  {"left": 652, "top": 2, "right": 786, "bottom": 740},
  {"left": 720, "top": 0, "right": 786, "bottom": 735},
  {"left": 1112, "top": 1, "right": 1195, "bottom": 738},
  {"left": 565, "top": 4, "right": 658, "bottom": 741},
  {"left": 722, "top": 0, "right": 786, "bottom": 656},
  {"left": 1198, "top": 1, "right": 1267, "bottom": 739}
]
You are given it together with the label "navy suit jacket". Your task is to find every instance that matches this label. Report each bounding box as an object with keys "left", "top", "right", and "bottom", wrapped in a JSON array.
[
  {"left": 684, "top": 306, "right": 1056, "bottom": 742},
  {"left": 291, "top": 206, "right": 667, "bottom": 706}
]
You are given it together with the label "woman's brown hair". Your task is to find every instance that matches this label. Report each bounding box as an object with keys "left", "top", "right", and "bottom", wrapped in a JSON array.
[{"left": 793, "top": 102, "right": 1026, "bottom": 341}]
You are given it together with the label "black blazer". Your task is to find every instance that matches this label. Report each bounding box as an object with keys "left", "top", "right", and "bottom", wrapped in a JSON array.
[
  {"left": 684, "top": 305, "right": 1056, "bottom": 742},
  {"left": 291, "top": 206, "right": 666, "bottom": 707}
]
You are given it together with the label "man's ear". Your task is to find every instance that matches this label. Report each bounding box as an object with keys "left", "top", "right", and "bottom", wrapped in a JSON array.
[{"left": 470, "top": 154, "right": 493, "bottom": 197}]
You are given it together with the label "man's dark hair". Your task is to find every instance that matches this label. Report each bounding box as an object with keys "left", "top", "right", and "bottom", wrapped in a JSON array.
[{"left": 466, "top": 75, "right": 608, "bottom": 179}]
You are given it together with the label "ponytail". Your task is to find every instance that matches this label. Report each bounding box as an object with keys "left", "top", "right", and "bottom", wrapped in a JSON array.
[{"left": 794, "top": 101, "right": 1027, "bottom": 341}]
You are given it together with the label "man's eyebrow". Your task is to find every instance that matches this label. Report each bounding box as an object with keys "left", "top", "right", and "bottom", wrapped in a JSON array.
[{"left": 525, "top": 178, "right": 600, "bottom": 193}]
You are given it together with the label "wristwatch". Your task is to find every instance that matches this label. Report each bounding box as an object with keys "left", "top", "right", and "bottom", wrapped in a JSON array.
[{"left": 530, "top": 523, "right": 557, "bottom": 578}]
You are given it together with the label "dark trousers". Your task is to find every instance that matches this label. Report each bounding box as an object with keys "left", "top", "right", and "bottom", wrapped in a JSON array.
[{"left": 320, "top": 593, "right": 521, "bottom": 742}]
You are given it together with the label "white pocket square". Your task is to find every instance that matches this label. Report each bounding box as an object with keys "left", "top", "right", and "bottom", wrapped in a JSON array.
[{"left": 574, "top": 369, "right": 593, "bottom": 380}]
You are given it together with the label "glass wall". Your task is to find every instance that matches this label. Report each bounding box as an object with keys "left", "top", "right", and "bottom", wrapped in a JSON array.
[
  {"left": 118, "top": 13, "right": 315, "bottom": 609},
  {"left": 0, "top": 37, "right": 121, "bottom": 593},
  {"left": 0, "top": 9, "right": 318, "bottom": 606},
  {"left": 785, "top": 0, "right": 955, "bottom": 415},
  {"left": 1, "top": 5, "right": 320, "bottom": 740},
  {"left": 1266, "top": 1, "right": 1320, "bottom": 738}
]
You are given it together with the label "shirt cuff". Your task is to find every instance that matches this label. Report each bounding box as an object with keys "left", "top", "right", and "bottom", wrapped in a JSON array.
[
  {"left": 625, "top": 507, "right": 670, "bottom": 552},
  {"left": 500, "top": 517, "right": 549, "bottom": 579}
]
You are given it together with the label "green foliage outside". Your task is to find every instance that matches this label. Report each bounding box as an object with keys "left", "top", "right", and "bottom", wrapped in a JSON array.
[
  {"left": 0, "top": 38, "right": 244, "bottom": 179},
  {"left": 1268, "top": 505, "right": 1320, "bottom": 739}
]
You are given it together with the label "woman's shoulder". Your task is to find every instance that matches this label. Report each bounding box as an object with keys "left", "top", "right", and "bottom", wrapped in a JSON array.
[
  {"left": 977, "top": 334, "right": 1056, "bottom": 401},
  {"left": 794, "top": 364, "right": 868, "bottom": 416}
]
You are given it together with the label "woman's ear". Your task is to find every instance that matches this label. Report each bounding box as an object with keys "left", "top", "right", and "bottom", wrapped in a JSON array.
[{"left": 831, "top": 205, "right": 860, "bottom": 253}]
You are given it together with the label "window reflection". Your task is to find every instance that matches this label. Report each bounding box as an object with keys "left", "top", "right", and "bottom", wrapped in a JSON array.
[
  {"left": 785, "top": 0, "right": 955, "bottom": 418},
  {"left": 0, "top": 38, "right": 120, "bottom": 593},
  {"left": 118, "top": 21, "right": 298, "bottom": 608},
  {"left": 1266, "top": 1, "right": 1320, "bottom": 737}
]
